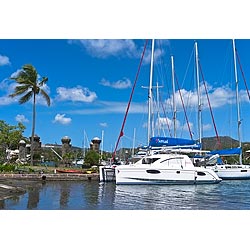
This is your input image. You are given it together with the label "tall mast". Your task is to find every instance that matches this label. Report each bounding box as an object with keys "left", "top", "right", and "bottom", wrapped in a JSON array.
[
  {"left": 232, "top": 39, "right": 242, "bottom": 164},
  {"left": 101, "top": 130, "right": 104, "bottom": 160},
  {"left": 147, "top": 39, "right": 155, "bottom": 144},
  {"left": 132, "top": 128, "right": 136, "bottom": 156},
  {"left": 195, "top": 41, "right": 202, "bottom": 146},
  {"left": 171, "top": 55, "right": 177, "bottom": 138},
  {"left": 156, "top": 82, "right": 160, "bottom": 136}
]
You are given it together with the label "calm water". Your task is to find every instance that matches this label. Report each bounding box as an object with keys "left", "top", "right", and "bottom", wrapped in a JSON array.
[{"left": 1, "top": 180, "right": 250, "bottom": 210}]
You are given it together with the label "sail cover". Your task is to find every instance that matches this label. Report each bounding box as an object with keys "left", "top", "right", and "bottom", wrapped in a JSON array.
[
  {"left": 209, "top": 147, "right": 242, "bottom": 156},
  {"left": 149, "top": 136, "right": 201, "bottom": 149}
]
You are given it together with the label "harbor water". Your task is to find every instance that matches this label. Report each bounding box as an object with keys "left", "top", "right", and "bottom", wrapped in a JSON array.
[{"left": 1, "top": 179, "right": 250, "bottom": 209}]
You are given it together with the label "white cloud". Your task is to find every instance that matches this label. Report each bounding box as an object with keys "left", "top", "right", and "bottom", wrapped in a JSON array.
[
  {"left": 165, "top": 83, "right": 238, "bottom": 112},
  {"left": 56, "top": 86, "right": 97, "bottom": 103},
  {"left": 100, "top": 78, "right": 132, "bottom": 89},
  {"left": 75, "top": 39, "right": 138, "bottom": 58},
  {"left": 69, "top": 39, "right": 164, "bottom": 64},
  {"left": 53, "top": 114, "right": 72, "bottom": 125},
  {"left": 0, "top": 81, "right": 18, "bottom": 105},
  {"left": 0, "top": 54, "right": 10, "bottom": 66},
  {"left": 0, "top": 96, "right": 15, "bottom": 105},
  {"left": 15, "top": 114, "right": 29, "bottom": 123},
  {"left": 100, "top": 122, "right": 108, "bottom": 127},
  {"left": 69, "top": 101, "right": 147, "bottom": 115},
  {"left": 10, "top": 69, "right": 22, "bottom": 78}
]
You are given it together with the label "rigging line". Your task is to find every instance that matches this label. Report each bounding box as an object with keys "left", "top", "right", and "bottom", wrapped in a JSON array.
[
  {"left": 112, "top": 39, "right": 149, "bottom": 160},
  {"left": 235, "top": 49, "right": 250, "bottom": 101},
  {"left": 198, "top": 60, "right": 222, "bottom": 149},
  {"left": 174, "top": 71, "right": 193, "bottom": 140},
  {"left": 181, "top": 46, "right": 195, "bottom": 89},
  {"left": 159, "top": 93, "right": 172, "bottom": 137}
]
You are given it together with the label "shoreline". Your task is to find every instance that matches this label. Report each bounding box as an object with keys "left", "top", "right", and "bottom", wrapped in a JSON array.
[
  {"left": 0, "top": 173, "right": 99, "bottom": 181},
  {"left": 0, "top": 173, "right": 100, "bottom": 202}
]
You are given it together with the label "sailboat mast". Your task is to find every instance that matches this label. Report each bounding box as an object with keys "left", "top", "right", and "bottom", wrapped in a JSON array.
[
  {"left": 195, "top": 41, "right": 202, "bottom": 146},
  {"left": 171, "top": 55, "right": 177, "bottom": 138},
  {"left": 147, "top": 39, "right": 155, "bottom": 144},
  {"left": 232, "top": 39, "right": 242, "bottom": 164}
]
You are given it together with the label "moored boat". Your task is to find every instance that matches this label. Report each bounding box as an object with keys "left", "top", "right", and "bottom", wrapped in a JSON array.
[
  {"left": 115, "top": 153, "right": 221, "bottom": 185},
  {"left": 56, "top": 169, "right": 86, "bottom": 174}
]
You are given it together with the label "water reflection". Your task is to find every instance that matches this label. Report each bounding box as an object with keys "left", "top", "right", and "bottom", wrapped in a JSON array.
[
  {"left": 98, "top": 182, "right": 116, "bottom": 209},
  {"left": 59, "top": 182, "right": 71, "bottom": 209},
  {"left": 2, "top": 180, "right": 250, "bottom": 210},
  {"left": 27, "top": 187, "right": 41, "bottom": 209}
]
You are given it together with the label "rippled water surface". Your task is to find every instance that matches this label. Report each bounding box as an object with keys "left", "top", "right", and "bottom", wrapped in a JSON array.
[{"left": 1, "top": 180, "right": 250, "bottom": 209}]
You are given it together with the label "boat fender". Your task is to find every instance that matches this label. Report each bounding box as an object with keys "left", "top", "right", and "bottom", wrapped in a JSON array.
[{"left": 42, "top": 175, "right": 46, "bottom": 181}]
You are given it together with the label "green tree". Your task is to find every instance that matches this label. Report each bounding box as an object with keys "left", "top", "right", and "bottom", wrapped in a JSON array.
[
  {"left": 0, "top": 120, "right": 26, "bottom": 163},
  {"left": 84, "top": 150, "right": 100, "bottom": 167},
  {"left": 9, "top": 64, "right": 50, "bottom": 166}
]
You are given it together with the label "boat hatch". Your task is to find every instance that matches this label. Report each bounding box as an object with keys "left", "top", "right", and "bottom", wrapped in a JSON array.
[
  {"left": 146, "top": 169, "right": 161, "bottom": 174},
  {"left": 197, "top": 172, "right": 206, "bottom": 176}
]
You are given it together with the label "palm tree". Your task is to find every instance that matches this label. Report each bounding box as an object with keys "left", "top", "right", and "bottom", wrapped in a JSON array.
[{"left": 9, "top": 64, "right": 50, "bottom": 166}]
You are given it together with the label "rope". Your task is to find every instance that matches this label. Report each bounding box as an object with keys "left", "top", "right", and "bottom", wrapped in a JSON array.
[
  {"left": 235, "top": 49, "right": 250, "bottom": 101},
  {"left": 198, "top": 60, "right": 222, "bottom": 149},
  {"left": 112, "top": 39, "right": 149, "bottom": 160},
  {"left": 174, "top": 71, "right": 193, "bottom": 140}
]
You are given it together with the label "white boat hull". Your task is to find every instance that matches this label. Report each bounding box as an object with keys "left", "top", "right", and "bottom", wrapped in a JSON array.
[
  {"left": 212, "top": 164, "right": 250, "bottom": 180},
  {"left": 115, "top": 166, "right": 221, "bottom": 185}
]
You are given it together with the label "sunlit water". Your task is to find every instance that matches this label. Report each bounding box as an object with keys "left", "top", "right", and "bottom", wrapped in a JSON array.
[{"left": 1, "top": 180, "right": 250, "bottom": 210}]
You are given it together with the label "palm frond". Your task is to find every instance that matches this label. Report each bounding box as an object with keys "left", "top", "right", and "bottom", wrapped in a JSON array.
[
  {"left": 19, "top": 91, "right": 33, "bottom": 104},
  {"left": 9, "top": 85, "right": 31, "bottom": 98},
  {"left": 22, "top": 64, "right": 38, "bottom": 83},
  {"left": 39, "top": 77, "right": 48, "bottom": 87},
  {"left": 40, "top": 89, "right": 51, "bottom": 106}
]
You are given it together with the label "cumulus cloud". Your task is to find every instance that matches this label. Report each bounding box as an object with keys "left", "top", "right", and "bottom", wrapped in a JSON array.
[
  {"left": 56, "top": 86, "right": 97, "bottom": 103},
  {"left": 69, "top": 39, "right": 163, "bottom": 64},
  {"left": 100, "top": 78, "right": 132, "bottom": 89},
  {"left": 53, "top": 114, "right": 72, "bottom": 125},
  {"left": 15, "top": 114, "right": 29, "bottom": 123},
  {"left": 0, "top": 54, "right": 10, "bottom": 66},
  {"left": 0, "top": 80, "right": 18, "bottom": 105},
  {"left": 73, "top": 39, "right": 138, "bottom": 58},
  {"left": 165, "top": 82, "right": 239, "bottom": 112}
]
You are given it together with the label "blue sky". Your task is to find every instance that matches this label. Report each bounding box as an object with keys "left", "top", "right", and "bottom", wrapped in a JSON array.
[{"left": 1, "top": 39, "right": 250, "bottom": 151}]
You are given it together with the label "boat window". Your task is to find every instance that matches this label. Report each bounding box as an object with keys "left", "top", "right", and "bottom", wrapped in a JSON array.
[
  {"left": 142, "top": 158, "right": 160, "bottom": 164},
  {"left": 197, "top": 171, "right": 206, "bottom": 176},
  {"left": 160, "top": 157, "right": 184, "bottom": 164},
  {"left": 146, "top": 169, "right": 161, "bottom": 174}
]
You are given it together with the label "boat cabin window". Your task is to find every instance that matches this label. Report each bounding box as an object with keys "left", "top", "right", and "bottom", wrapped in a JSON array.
[
  {"left": 142, "top": 158, "right": 160, "bottom": 164},
  {"left": 160, "top": 157, "right": 184, "bottom": 164},
  {"left": 160, "top": 157, "right": 184, "bottom": 167}
]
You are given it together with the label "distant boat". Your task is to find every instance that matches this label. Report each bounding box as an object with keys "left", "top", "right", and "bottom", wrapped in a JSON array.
[
  {"left": 205, "top": 40, "right": 250, "bottom": 180},
  {"left": 56, "top": 169, "right": 86, "bottom": 174}
]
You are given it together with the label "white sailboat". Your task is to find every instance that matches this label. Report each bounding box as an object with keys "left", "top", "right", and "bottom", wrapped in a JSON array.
[
  {"left": 206, "top": 39, "right": 250, "bottom": 179},
  {"left": 115, "top": 39, "right": 221, "bottom": 185}
]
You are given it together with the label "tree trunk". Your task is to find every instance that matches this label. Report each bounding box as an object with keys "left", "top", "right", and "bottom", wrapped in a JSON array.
[{"left": 30, "top": 93, "right": 36, "bottom": 166}]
